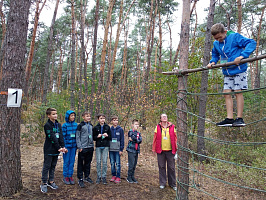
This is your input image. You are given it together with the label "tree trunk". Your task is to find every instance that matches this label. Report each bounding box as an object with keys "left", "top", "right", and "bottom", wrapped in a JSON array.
[
  {"left": 56, "top": 46, "right": 64, "bottom": 93},
  {"left": 80, "top": 0, "right": 88, "bottom": 110},
  {"left": 95, "top": 0, "right": 115, "bottom": 114},
  {"left": 0, "top": 0, "right": 31, "bottom": 196},
  {"left": 237, "top": 0, "right": 242, "bottom": 33},
  {"left": 197, "top": 0, "right": 215, "bottom": 162},
  {"left": 0, "top": 0, "right": 6, "bottom": 82},
  {"left": 24, "top": 0, "right": 46, "bottom": 104},
  {"left": 254, "top": 5, "right": 265, "bottom": 89},
  {"left": 90, "top": 0, "right": 100, "bottom": 115},
  {"left": 176, "top": 0, "right": 190, "bottom": 199},
  {"left": 70, "top": 0, "right": 76, "bottom": 110},
  {"left": 42, "top": 0, "right": 60, "bottom": 104}
]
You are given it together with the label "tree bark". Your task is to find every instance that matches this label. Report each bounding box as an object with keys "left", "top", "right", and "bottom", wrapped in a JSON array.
[
  {"left": 0, "top": 0, "right": 6, "bottom": 82},
  {"left": 42, "top": 0, "right": 60, "bottom": 104},
  {"left": 0, "top": 0, "right": 31, "bottom": 196},
  {"left": 237, "top": 0, "right": 242, "bottom": 33},
  {"left": 70, "top": 0, "right": 76, "bottom": 110},
  {"left": 197, "top": 0, "right": 215, "bottom": 162},
  {"left": 176, "top": 0, "right": 190, "bottom": 199},
  {"left": 90, "top": 0, "right": 100, "bottom": 115}
]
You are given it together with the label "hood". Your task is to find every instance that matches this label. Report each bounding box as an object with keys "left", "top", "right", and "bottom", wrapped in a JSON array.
[
  {"left": 159, "top": 121, "right": 173, "bottom": 128},
  {"left": 111, "top": 125, "right": 122, "bottom": 131},
  {"left": 65, "top": 110, "right": 76, "bottom": 123}
]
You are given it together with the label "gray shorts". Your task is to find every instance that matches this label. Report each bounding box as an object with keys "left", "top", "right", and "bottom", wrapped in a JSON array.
[{"left": 223, "top": 71, "right": 248, "bottom": 90}]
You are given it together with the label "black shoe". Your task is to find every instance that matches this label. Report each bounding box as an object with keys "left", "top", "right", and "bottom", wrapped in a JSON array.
[
  {"left": 47, "top": 182, "right": 58, "bottom": 189},
  {"left": 102, "top": 177, "right": 107, "bottom": 185},
  {"left": 84, "top": 177, "right": 94, "bottom": 184},
  {"left": 78, "top": 179, "right": 85, "bottom": 188},
  {"left": 232, "top": 118, "right": 246, "bottom": 127},
  {"left": 126, "top": 177, "right": 133, "bottom": 183},
  {"left": 96, "top": 177, "right": 101, "bottom": 184},
  {"left": 216, "top": 118, "right": 234, "bottom": 127},
  {"left": 131, "top": 176, "right": 138, "bottom": 183}
]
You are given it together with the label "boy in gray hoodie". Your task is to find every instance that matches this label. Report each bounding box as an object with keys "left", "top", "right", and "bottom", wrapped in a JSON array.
[{"left": 76, "top": 111, "right": 94, "bottom": 187}]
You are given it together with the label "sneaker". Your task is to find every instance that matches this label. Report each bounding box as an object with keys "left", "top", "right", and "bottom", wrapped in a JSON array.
[
  {"left": 78, "top": 179, "right": 85, "bottom": 188},
  {"left": 84, "top": 177, "right": 94, "bottom": 184},
  {"left": 114, "top": 177, "right": 121, "bottom": 183},
  {"left": 232, "top": 118, "right": 246, "bottom": 127},
  {"left": 172, "top": 186, "right": 177, "bottom": 191},
  {"left": 69, "top": 177, "right": 75, "bottom": 185},
  {"left": 40, "top": 183, "right": 47, "bottom": 193},
  {"left": 96, "top": 177, "right": 101, "bottom": 184},
  {"left": 131, "top": 176, "right": 138, "bottom": 183},
  {"left": 159, "top": 185, "right": 165, "bottom": 189},
  {"left": 102, "top": 177, "right": 107, "bottom": 185},
  {"left": 63, "top": 177, "right": 70, "bottom": 185},
  {"left": 110, "top": 176, "right": 116, "bottom": 182},
  {"left": 126, "top": 177, "right": 133, "bottom": 183},
  {"left": 216, "top": 118, "right": 234, "bottom": 127},
  {"left": 47, "top": 182, "right": 58, "bottom": 189}
]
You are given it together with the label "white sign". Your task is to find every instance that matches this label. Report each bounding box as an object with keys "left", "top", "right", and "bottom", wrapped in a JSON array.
[{"left": 7, "top": 88, "right": 22, "bottom": 107}]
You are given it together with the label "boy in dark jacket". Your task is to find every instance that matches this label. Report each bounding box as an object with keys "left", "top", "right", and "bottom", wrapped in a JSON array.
[
  {"left": 62, "top": 110, "right": 78, "bottom": 185},
  {"left": 126, "top": 119, "right": 142, "bottom": 184},
  {"left": 93, "top": 114, "right": 111, "bottom": 184},
  {"left": 109, "top": 116, "right": 124, "bottom": 183},
  {"left": 40, "top": 108, "right": 67, "bottom": 193},
  {"left": 76, "top": 111, "right": 94, "bottom": 188},
  {"left": 207, "top": 23, "right": 256, "bottom": 127}
]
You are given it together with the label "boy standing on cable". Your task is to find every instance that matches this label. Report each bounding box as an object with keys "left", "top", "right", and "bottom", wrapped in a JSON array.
[{"left": 207, "top": 23, "right": 256, "bottom": 127}]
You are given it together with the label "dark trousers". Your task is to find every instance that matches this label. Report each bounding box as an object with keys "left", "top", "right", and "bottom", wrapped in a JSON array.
[
  {"left": 127, "top": 151, "right": 138, "bottom": 178},
  {"left": 77, "top": 149, "right": 93, "bottom": 180},
  {"left": 41, "top": 154, "right": 58, "bottom": 184},
  {"left": 157, "top": 151, "right": 176, "bottom": 187}
]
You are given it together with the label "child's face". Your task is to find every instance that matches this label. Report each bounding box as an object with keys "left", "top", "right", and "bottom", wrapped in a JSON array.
[
  {"left": 160, "top": 114, "right": 168, "bottom": 122},
  {"left": 213, "top": 31, "right": 227, "bottom": 42},
  {"left": 132, "top": 122, "right": 139, "bottom": 130},
  {"left": 48, "top": 111, "right": 57, "bottom": 121},
  {"left": 69, "top": 113, "right": 75, "bottom": 122},
  {"left": 112, "top": 118, "right": 118, "bottom": 127},
  {"left": 98, "top": 116, "right": 105, "bottom": 125},
  {"left": 83, "top": 114, "right": 91, "bottom": 123}
]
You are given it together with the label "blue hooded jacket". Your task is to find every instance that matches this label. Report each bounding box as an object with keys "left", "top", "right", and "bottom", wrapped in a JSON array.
[
  {"left": 210, "top": 32, "right": 256, "bottom": 76},
  {"left": 110, "top": 125, "right": 125, "bottom": 152},
  {"left": 62, "top": 110, "right": 78, "bottom": 148}
]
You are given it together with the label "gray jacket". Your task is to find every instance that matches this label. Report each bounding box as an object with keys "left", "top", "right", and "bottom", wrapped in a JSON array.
[{"left": 76, "top": 121, "right": 94, "bottom": 150}]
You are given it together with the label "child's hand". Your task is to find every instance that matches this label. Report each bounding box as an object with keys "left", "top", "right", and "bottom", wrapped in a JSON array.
[
  {"left": 63, "top": 147, "right": 68, "bottom": 153},
  {"left": 129, "top": 137, "right": 133, "bottom": 141},
  {"left": 79, "top": 149, "right": 83, "bottom": 152},
  {"left": 119, "top": 151, "right": 123, "bottom": 156},
  {"left": 207, "top": 62, "right": 215, "bottom": 68},
  {"left": 97, "top": 134, "right": 102, "bottom": 138},
  {"left": 103, "top": 133, "right": 108, "bottom": 137},
  {"left": 234, "top": 56, "right": 244, "bottom": 65}
]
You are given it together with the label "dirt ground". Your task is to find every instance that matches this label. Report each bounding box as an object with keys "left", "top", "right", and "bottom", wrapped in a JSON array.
[{"left": 1, "top": 139, "right": 265, "bottom": 200}]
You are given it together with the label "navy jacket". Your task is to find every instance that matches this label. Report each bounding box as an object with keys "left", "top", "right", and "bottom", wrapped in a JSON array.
[
  {"left": 110, "top": 126, "right": 125, "bottom": 152},
  {"left": 62, "top": 110, "right": 78, "bottom": 148},
  {"left": 126, "top": 129, "right": 142, "bottom": 154},
  {"left": 93, "top": 123, "right": 111, "bottom": 147},
  {"left": 43, "top": 119, "right": 65, "bottom": 155}
]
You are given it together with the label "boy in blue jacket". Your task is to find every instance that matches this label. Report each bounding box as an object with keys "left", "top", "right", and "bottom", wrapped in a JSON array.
[
  {"left": 207, "top": 23, "right": 256, "bottom": 127},
  {"left": 109, "top": 116, "right": 124, "bottom": 183},
  {"left": 126, "top": 119, "right": 142, "bottom": 184},
  {"left": 62, "top": 110, "right": 78, "bottom": 185},
  {"left": 40, "top": 108, "right": 67, "bottom": 193}
]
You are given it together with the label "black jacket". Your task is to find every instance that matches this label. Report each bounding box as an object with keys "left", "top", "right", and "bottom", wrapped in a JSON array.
[
  {"left": 93, "top": 123, "right": 111, "bottom": 147},
  {"left": 43, "top": 119, "right": 65, "bottom": 155}
]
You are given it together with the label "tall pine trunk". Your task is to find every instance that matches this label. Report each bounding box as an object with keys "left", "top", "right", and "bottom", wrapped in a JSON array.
[{"left": 0, "top": 0, "right": 31, "bottom": 196}]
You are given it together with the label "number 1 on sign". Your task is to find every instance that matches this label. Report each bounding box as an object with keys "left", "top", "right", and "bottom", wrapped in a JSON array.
[
  {"left": 7, "top": 88, "right": 22, "bottom": 107},
  {"left": 12, "top": 90, "right": 18, "bottom": 104}
]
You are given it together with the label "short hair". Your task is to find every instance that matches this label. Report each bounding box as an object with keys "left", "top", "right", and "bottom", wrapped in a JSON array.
[
  {"left": 132, "top": 119, "right": 139, "bottom": 124},
  {"left": 211, "top": 23, "right": 226, "bottom": 36},
  {"left": 97, "top": 113, "right": 106, "bottom": 119},
  {"left": 82, "top": 111, "right": 90, "bottom": 117},
  {"left": 46, "top": 108, "right": 56, "bottom": 116},
  {"left": 111, "top": 115, "right": 118, "bottom": 121}
]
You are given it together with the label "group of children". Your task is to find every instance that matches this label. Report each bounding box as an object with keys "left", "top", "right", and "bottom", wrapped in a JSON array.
[{"left": 40, "top": 108, "right": 142, "bottom": 193}]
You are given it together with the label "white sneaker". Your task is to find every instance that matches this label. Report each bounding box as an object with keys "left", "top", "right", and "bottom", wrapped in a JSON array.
[
  {"left": 159, "top": 185, "right": 165, "bottom": 189},
  {"left": 172, "top": 186, "right": 177, "bottom": 191}
]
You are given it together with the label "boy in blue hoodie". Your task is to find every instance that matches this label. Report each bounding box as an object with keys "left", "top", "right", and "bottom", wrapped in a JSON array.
[
  {"left": 62, "top": 110, "right": 78, "bottom": 185},
  {"left": 109, "top": 116, "right": 124, "bottom": 183},
  {"left": 207, "top": 23, "right": 256, "bottom": 127}
]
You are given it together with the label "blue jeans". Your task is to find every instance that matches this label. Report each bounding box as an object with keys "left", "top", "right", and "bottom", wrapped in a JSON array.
[
  {"left": 63, "top": 147, "right": 76, "bottom": 177},
  {"left": 96, "top": 147, "right": 109, "bottom": 178},
  {"left": 109, "top": 151, "right": 121, "bottom": 178}
]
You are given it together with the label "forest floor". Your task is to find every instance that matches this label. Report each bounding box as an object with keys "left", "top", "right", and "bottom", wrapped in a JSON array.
[{"left": 1, "top": 132, "right": 265, "bottom": 200}]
